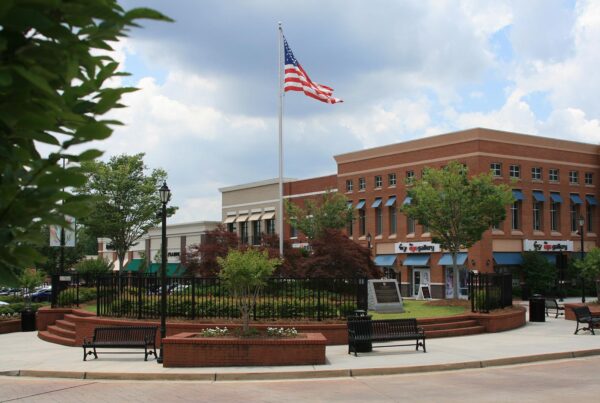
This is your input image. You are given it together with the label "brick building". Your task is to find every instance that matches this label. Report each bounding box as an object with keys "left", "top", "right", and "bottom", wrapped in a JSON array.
[{"left": 221, "top": 128, "right": 600, "bottom": 299}]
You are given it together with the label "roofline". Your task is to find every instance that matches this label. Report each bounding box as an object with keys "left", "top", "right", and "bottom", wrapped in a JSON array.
[{"left": 219, "top": 178, "right": 297, "bottom": 193}]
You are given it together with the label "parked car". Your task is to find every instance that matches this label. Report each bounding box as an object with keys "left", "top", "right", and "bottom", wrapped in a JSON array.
[
  {"left": 0, "top": 301, "right": 9, "bottom": 306},
  {"left": 30, "top": 288, "right": 52, "bottom": 302}
]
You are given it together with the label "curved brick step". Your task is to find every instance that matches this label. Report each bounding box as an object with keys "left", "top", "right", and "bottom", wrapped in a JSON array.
[
  {"left": 420, "top": 320, "right": 479, "bottom": 331},
  {"left": 38, "top": 330, "right": 77, "bottom": 347},
  {"left": 55, "top": 319, "right": 76, "bottom": 331},
  {"left": 424, "top": 325, "right": 486, "bottom": 339},
  {"left": 48, "top": 324, "right": 76, "bottom": 340}
]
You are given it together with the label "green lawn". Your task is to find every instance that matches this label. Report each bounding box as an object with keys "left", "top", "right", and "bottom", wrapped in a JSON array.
[
  {"left": 80, "top": 304, "right": 96, "bottom": 314},
  {"left": 369, "top": 300, "right": 468, "bottom": 319}
]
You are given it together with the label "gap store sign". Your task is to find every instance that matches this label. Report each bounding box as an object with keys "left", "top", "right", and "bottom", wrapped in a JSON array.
[{"left": 523, "top": 239, "right": 573, "bottom": 252}]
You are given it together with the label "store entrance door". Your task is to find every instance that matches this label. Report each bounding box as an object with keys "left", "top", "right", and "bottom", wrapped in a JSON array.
[{"left": 412, "top": 268, "right": 430, "bottom": 297}]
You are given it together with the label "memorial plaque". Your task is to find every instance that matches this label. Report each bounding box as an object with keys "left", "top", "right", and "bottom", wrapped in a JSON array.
[{"left": 373, "top": 282, "right": 401, "bottom": 303}]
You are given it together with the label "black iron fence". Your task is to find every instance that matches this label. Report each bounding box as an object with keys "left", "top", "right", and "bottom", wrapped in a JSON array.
[
  {"left": 94, "top": 275, "right": 368, "bottom": 321},
  {"left": 468, "top": 272, "right": 512, "bottom": 313},
  {"left": 51, "top": 273, "right": 80, "bottom": 308}
]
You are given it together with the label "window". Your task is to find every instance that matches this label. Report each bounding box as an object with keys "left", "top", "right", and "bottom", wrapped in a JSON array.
[
  {"left": 346, "top": 214, "right": 353, "bottom": 237},
  {"left": 290, "top": 223, "right": 298, "bottom": 238},
  {"left": 359, "top": 177, "right": 366, "bottom": 191},
  {"left": 531, "top": 167, "right": 542, "bottom": 181},
  {"left": 585, "top": 172, "right": 593, "bottom": 185},
  {"left": 569, "top": 170, "right": 579, "bottom": 184},
  {"left": 358, "top": 208, "right": 366, "bottom": 236},
  {"left": 422, "top": 223, "right": 429, "bottom": 234},
  {"left": 549, "top": 169, "right": 559, "bottom": 182},
  {"left": 511, "top": 201, "right": 521, "bottom": 230},
  {"left": 406, "top": 170, "right": 415, "bottom": 184},
  {"left": 265, "top": 219, "right": 275, "bottom": 235},
  {"left": 407, "top": 216, "right": 415, "bottom": 234},
  {"left": 227, "top": 223, "right": 237, "bottom": 233},
  {"left": 490, "top": 163, "right": 502, "bottom": 177},
  {"left": 388, "top": 173, "right": 397, "bottom": 186},
  {"left": 570, "top": 203, "right": 580, "bottom": 232},
  {"left": 240, "top": 221, "right": 249, "bottom": 244},
  {"left": 389, "top": 205, "right": 397, "bottom": 234},
  {"left": 345, "top": 179, "right": 353, "bottom": 192},
  {"left": 533, "top": 200, "right": 543, "bottom": 231},
  {"left": 375, "top": 175, "right": 383, "bottom": 188},
  {"left": 550, "top": 200, "right": 560, "bottom": 232},
  {"left": 375, "top": 206, "right": 383, "bottom": 235},
  {"left": 587, "top": 204, "right": 594, "bottom": 232},
  {"left": 252, "top": 221, "right": 261, "bottom": 245},
  {"left": 509, "top": 165, "right": 520, "bottom": 179}
]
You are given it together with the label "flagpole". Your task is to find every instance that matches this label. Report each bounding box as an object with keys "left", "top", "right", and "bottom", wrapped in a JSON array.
[{"left": 277, "top": 22, "right": 284, "bottom": 257}]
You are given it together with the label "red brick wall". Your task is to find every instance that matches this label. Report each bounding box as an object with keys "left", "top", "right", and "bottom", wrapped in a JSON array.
[{"left": 0, "top": 319, "right": 21, "bottom": 334}]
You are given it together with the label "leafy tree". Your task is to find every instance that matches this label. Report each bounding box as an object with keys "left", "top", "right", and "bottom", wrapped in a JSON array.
[
  {"left": 285, "top": 191, "right": 353, "bottom": 240},
  {"left": 19, "top": 268, "right": 45, "bottom": 308},
  {"left": 401, "top": 161, "right": 513, "bottom": 298},
  {"left": 34, "top": 225, "right": 94, "bottom": 275},
  {"left": 301, "top": 229, "right": 381, "bottom": 278},
  {"left": 79, "top": 154, "right": 177, "bottom": 271},
  {"left": 574, "top": 247, "right": 600, "bottom": 300},
  {"left": 186, "top": 225, "right": 240, "bottom": 277},
  {"left": 74, "top": 257, "right": 112, "bottom": 286},
  {"left": 0, "top": 1, "right": 171, "bottom": 285},
  {"left": 218, "top": 249, "right": 281, "bottom": 333},
  {"left": 259, "top": 232, "right": 305, "bottom": 277},
  {"left": 522, "top": 252, "right": 557, "bottom": 295}
]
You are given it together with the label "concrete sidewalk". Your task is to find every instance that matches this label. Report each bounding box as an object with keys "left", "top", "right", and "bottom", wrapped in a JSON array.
[{"left": 1, "top": 312, "right": 600, "bottom": 381}]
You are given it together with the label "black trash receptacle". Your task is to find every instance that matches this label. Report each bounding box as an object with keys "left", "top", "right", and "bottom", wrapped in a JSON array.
[
  {"left": 21, "top": 308, "right": 36, "bottom": 332},
  {"left": 529, "top": 294, "right": 545, "bottom": 322},
  {"left": 347, "top": 314, "right": 373, "bottom": 353}
]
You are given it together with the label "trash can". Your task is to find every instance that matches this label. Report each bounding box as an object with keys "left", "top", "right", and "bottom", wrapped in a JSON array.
[
  {"left": 21, "top": 308, "right": 36, "bottom": 332},
  {"left": 348, "top": 313, "right": 372, "bottom": 353},
  {"left": 529, "top": 294, "right": 545, "bottom": 322}
]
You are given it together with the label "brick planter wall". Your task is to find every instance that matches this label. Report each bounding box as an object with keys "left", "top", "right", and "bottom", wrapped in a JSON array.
[
  {"left": 162, "top": 332, "right": 327, "bottom": 367},
  {"left": 469, "top": 306, "right": 526, "bottom": 332},
  {"left": 564, "top": 303, "right": 600, "bottom": 321},
  {"left": 0, "top": 319, "right": 21, "bottom": 334}
]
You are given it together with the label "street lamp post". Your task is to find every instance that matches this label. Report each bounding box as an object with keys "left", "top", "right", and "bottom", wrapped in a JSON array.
[
  {"left": 579, "top": 215, "right": 585, "bottom": 304},
  {"left": 157, "top": 181, "right": 170, "bottom": 364}
]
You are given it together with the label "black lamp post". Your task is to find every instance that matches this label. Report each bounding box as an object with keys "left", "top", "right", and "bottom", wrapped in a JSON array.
[
  {"left": 366, "top": 232, "right": 372, "bottom": 252},
  {"left": 157, "top": 181, "right": 170, "bottom": 364},
  {"left": 579, "top": 215, "right": 585, "bottom": 304}
]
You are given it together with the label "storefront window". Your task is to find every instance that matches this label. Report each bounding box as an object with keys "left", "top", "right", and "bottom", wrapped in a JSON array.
[
  {"left": 375, "top": 206, "right": 382, "bottom": 235},
  {"left": 359, "top": 208, "right": 366, "bottom": 236},
  {"left": 389, "top": 206, "right": 397, "bottom": 235},
  {"left": 550, "top": 201, "right": 560, "bottom": 231},
  {"left": 511, "top": 201, "right": 521, "bottom": 230}
]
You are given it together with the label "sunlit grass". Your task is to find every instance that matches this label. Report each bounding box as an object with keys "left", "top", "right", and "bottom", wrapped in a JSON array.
[{"left": 369, "top": 299, "right": 468, "bottom": 319}]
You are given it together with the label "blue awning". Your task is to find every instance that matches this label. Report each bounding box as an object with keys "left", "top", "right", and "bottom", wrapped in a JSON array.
[
  {"left": 570, "top": 194, "right": 583, "bottom": 205},
  {"left": 385, "top": 196, "right": 397, "bottom": 207},
  {"left": 374, "top": 255, "right": 397, "bottom": 266},
  {"left": 403, "top": 196, "right": 412, "bottom": 205},
  {"left": 544, "top": 254, "right": 557, "bottom": 264},
  {"left": 355, "top": 200, "right": 366, "bottom": 210},
  {"left": 347, "top": 201, "right": 353, "bottom": 208},
  {"left": 550, "top": 193, "right": 563, "bottom": 203},
  {"left": 532, "top": 191, "right": 545, "bottom": 202},
  {"left": 493, "top": 252, "right": 523, "bottom": 265},
  {"left": 403, "top": 254, "right": 430, "bottom": 266},
  {"left": 586, "top": 195, "right": 598, "bottom": 206},
  {"left": 371, "top": 198, "right": 382, "bottom": 208},
  {"left": 438, "top": 253, "right": 468, "bottom": 266},
  {"left": 512, "top": 190, "right": 524, "bottom": 201}
]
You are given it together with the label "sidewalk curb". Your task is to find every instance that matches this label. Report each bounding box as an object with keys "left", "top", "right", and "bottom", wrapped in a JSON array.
[{"left": 3, "top": 348, "right": 600, "bottom": 382}]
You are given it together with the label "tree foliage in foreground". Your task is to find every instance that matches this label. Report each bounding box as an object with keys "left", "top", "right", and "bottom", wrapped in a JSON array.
[
  {"left": 79, "top": 154, "right": 176, "bottom": 271},
  {"left": 401, "top": 161, "right": 513, "bottom": 298},
  {"left": 574, "top": 247, "right": 600, "bottom": 300},
  {"left": 0, "top": 0, "right": 171, "bottom": 285}
]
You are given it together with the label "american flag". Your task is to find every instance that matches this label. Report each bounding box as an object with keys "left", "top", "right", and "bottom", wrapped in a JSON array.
[{"left": 283, "top": 36, "right": 343, "bottom": 104}]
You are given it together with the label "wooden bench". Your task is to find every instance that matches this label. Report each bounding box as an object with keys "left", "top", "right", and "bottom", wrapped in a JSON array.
[
  {"left": 347, "top": 318, "right": 426, "bottom": 356},
  {"left": 82, "top": 326, "right": 158, "bottom": 361},
  {"left": 545, "top": 298, "right": 565, "bottom": 318},
  {"left": 573, "top": 306, "right": 600, "bottom": 335}
]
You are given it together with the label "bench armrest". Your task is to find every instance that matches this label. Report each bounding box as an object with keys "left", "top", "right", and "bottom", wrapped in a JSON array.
[{"left": 83, "top": 336, "right": 93, "bottom": 345}]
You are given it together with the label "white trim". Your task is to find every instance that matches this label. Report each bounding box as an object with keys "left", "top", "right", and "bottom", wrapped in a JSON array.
[
  {"left": 284, "top": 189, "right": 338, "bottom": 199},
  {"left": 222, "top": 200, "right": 279, "bottom": 209}
]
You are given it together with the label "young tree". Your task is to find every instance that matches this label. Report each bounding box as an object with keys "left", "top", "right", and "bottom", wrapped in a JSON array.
[
  {"left": 218, "top": 249, "right": 281, "bottom": 333},
  {"left": 285, "top": 191, "right": 353, "bottom": 240},
  {"left": 574, "top": 247, "right": 600, "bottom": 300},
  {"left": 401, "top": 161, "right": 513, "bottom": 298},
  {"left": 186, "top": 225, "right": 240, "bottom": 277},
  {"left": 80, "top": 154, "right": 177, "bottom": 271},
  {"left": 75, "top": 257, "right": 112, "bottom": 286},
  {"left": 522, "top": 252, "right": 557, "bottom": 295},
  {"left": 0, "top": 1, "right": 171, "bottom": 284},
  {"left": 301, "top": 229, "right": 381, "bottom": 278}
]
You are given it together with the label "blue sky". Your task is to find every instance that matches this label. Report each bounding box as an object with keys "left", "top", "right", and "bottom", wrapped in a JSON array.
[{"left": 98, "top": 0, "right": 600, "bottom": 223}]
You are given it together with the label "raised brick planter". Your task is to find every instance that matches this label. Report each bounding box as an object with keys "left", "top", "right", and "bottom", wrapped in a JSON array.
[
  {"left": 0, "top": 319, "right": 21, "bottom": 334},
  {"left": 162, "top": 332, "right": 327, "bottom": 367},
  {"left": 564, "top": 303, "right": 600, "bottom": 321}
]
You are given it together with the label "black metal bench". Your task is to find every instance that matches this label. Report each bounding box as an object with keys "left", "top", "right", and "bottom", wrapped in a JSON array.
[
  {"left": 573, "top": 306, "right": 600, "bottom": 335},
  {"left": 82, "top": 326, "right": 158, "bottom": 361},
  {"left": 347, "top": 318, "right": 426, "bottom": 356},
  {"left": 545, "top": 298, "right": 564, "bottom": 318}
]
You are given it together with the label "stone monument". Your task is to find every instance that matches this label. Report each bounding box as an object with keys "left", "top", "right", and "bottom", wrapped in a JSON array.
[{"left": 367, "top": 279, "right": 404, "bottom": 313}]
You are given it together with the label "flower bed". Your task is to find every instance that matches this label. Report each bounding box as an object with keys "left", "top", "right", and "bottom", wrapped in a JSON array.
[{"left": 161, "top": 331, "right": 327, "bottom": 367}]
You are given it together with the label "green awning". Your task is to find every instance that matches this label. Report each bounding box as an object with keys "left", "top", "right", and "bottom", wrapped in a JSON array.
[
  {"left": 124, "top": 259, "right": 144, "bottom": 272},
  {"left": 148, "top": 263, "right": 186, "bottom": 277}
]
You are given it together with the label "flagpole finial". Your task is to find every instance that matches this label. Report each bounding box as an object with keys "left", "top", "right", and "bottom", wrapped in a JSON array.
[{"left": 278, "top": 21, "right": 282, "bottom": 29}]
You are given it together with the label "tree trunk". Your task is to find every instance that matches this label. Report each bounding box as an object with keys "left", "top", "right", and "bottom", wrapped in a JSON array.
[{"left": 452, "top": 252, "right": 459, "bottom": 299}]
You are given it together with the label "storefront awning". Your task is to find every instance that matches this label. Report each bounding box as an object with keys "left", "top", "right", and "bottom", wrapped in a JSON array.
[
  {"left": 586, "top": 195, "right": 598, "bottom": 206},
  {"left": 347, "top": 201, "right": 353, "bottom": 209},
  {"left": 493, "top": 252, "right": 523, "bottom": 265},
  {"left": 570, "top": 194, "right": 583, "bottom": 205},
  {"left": 235, "top": 215, "right": 249, "bottom": 222},
  {"left": 544, "top": 254, "right": 557, "bottom": 264},
  {"left": 403, "top": 196, "right": 412, "bottom": 205},
  {"left": 262, "top": 211, "right": 275, "bottom": 220},
  {"left": 438, "top": 253, "right": 467, "bottom": 266},
  {"left": 355, "top": 200, "right": 366, "bottom": 210},
  {"left": 148, "top": 263, "right": 186, "bottom": 277},
  {"left": 371, "top": 198, "right": 382, "bottom": 208},
  {"left": 532, "top": 191, "right": 545, "bottom": 202},
  {"left": 374, "top": 255, "right": 397, "bottom": 266},
  {"left": 550, "top": 193, "right": 563, "bottom": 203},
  {"left": 403, "top": 254, "right": 430, "bottom": 266},
  {"left": 223, "top": 216, "right": 236, "bottom": 224},
  {"left": 512, "top": 190, "right": 524, "bottom": 201},
  {"left": 385, "top": 196, "right": 397, "bottom": 207},
  {"left": 248, "top": 213, "right": 262, "bottom": 221},
  {"left": 124, "top": 259, "right": 144, "bottom": 272}
]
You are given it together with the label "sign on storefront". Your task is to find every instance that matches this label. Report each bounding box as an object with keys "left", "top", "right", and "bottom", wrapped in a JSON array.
[
  {"left": 395, "top": 241, "right": 441, "bottom": 254},
  {"left": 523, "top": 239, "right": 573, "bottom": 252}
]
